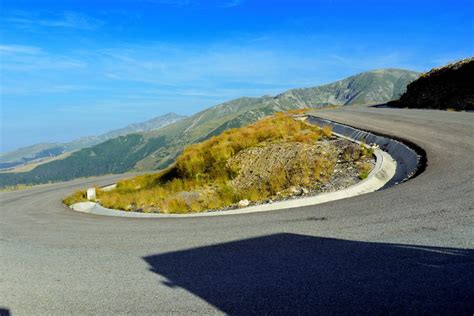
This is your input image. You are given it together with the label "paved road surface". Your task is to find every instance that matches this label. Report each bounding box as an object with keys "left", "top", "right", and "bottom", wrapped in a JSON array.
[{"left": 1, "top": 107, "right": 473, "bottom": 315}]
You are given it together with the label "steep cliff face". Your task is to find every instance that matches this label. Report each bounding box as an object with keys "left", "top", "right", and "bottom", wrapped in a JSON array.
[{"left": 388, "top": 58, "right": 474, "bottom": 111}]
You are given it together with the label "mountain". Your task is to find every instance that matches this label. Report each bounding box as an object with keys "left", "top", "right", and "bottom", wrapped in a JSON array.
[
  {"left": 0, "top": 112, "right": 186, "bottom": 170},
  {"left": 388, "top": 57, "right": 474, "bottom": 111},
  {"left": 0, "top": 143, "right": 64, "bottom": 169},
  {"left": 278, "top": 68, "right": 419, "bottom": 106},
  {"left": 0, "top": 68, "right": 419, "bottom": 187}
]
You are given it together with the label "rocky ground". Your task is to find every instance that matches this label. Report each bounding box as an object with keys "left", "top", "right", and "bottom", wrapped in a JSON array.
[
  {"left": 227, "top": 141, "right": 337, "bottom": 192},
  {"left": 220, "top": 137, "right": 375, "bottom": 210},
  {"left": 93, "top": 134, "right": 375, "bottom": 214}
]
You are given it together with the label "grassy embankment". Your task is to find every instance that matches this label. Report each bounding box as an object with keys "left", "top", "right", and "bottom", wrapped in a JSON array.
[
  {"left": 64, "top": 111, "right": 371, "bottom": 213},
  {"left": 0, "top": 184, "right": 36, "bottom": 192}
]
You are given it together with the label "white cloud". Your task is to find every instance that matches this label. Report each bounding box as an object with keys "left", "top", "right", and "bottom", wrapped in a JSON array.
[
  {"left": 139, "top": 0, "right": 243, "bottom": 8},
  {"left": 0, "top": 83, "right": 87, "bottom": 95},
  {"left": 143, "top": 0, "right": 193, "bottom": 6},
  {"left": 95, "top": 43, "right": 327, "bottom": 88},
  {"left": 218, "top": 0, "right": 245, "bottom": 8},
  {"left": 0, "top": 44, "right": 89, "bottom": 95},
  {"left": 0, "top": 37, "right": 424, "bottom": 101},
  {"left": 0, "top": 44, "right": 41, "bottom": 55},
  {"left": 5, "top": 12, "right": 103, "bottom": 30},
  {"left": 1, "top": 54, "right": 87, "bottom": 71}
]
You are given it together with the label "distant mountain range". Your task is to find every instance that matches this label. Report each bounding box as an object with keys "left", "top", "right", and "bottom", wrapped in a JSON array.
[
  {"left": 0, "top": 112, "right": 186, "bottom": 169},
  {"left": 0, "top": 68, "right": 420, "bottom": 187}
]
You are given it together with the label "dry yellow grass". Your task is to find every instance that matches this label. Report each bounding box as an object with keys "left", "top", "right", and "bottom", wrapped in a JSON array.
[
  {"left": 321, "top": 125, "right": 332, "bottom": 137},
  {"left": 65, "top": 112, "right": 335, "bottom": 213},
  {"left": 63, "top": 190, "right": 87, "bottom": 205}
]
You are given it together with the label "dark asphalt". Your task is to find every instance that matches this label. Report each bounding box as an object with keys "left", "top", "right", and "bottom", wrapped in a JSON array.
[{"left": 1, "top": 107, "right": 473, "bottom": 315}]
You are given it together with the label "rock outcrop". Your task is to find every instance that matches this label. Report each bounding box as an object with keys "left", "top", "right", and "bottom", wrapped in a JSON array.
[
  {"left": 227, "top": 139, "right": 374, "bottom": 197},
  {"left": 388, "top": 57, "right": 474, "bottom": 111}
]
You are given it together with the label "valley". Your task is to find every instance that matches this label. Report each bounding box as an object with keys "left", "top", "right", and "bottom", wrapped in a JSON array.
[{"left": 0, "top": 68, "right": 418, "bottom": 188}]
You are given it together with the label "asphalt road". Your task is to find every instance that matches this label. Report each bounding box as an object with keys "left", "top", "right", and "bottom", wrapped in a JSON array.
[{"left": 1, "top": 107, "right": 473, "bottom": 315}]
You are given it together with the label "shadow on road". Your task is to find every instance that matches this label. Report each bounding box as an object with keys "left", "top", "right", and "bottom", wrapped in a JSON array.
[
  {"left": 0, "top": 308, "right": 10, "bottom": 316},
  {"left": 143, "top": 233, "right": 473, "bottom": 314}
]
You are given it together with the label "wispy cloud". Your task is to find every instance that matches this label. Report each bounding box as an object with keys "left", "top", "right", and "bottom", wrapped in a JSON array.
[
  {"left": 143, "top": 0, "right": 193, "bottom": 6},
  {"left": 1, "top": 53, "right": 87, "bottom": 71},
  {"left": 0, "top": 83, "right": 87, "bottom": 95},
  {"left": 0, "top": 44, "right": 41, "bottom": 55},
  {"left": 5, "top": 11, "right": 103, "bottom": 30},
  {"left": 0, "top": 37, "right": 425, "bottom": 100},
  {"left": 218, "top": 0, "right": 245, "bottom": 8},
  {"left": 140, "top": 0, "right": 243, "bottom": 8},
  {"left": 0, "top": 43, "right": 89, "bottom": 95},
  {"left": 94, "top": 42, "right": 344, "bottom": 91}
]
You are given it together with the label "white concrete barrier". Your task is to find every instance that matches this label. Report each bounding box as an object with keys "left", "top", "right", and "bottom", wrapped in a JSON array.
[
  {"left": 86, "top": 188, "right": 96, "bottom": 201},
  {"left": 69, "top": 117, "right": 405, "bottom": 218}
]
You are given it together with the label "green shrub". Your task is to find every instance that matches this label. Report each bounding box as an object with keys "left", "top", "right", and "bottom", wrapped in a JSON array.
[{"left": 358, "top": 162, "right": 372, "bottom": 180}]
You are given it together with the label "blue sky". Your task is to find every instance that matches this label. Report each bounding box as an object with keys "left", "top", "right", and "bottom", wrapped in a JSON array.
[{"left": 0, "top": 0, "right": 473, "bottom": 152}]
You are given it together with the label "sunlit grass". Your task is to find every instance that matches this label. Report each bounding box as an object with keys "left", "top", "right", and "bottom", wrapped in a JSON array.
[
  {"left": 0, "top": 183, "right": 35, "bottom": 192},
  {"left": 358, "top": 162, "right": 372, "bottom": 180},
  {"left": 65, "top": 111, "right": 336, "bottom": 213},
  {"left": 63, "top": 190, "right": 87, "bottom": 205}
]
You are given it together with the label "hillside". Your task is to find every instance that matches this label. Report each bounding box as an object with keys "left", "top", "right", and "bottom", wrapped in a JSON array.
[
  {"left": 277, "top": 68, "right": 419, "bottom": 107},
  {"left": 388, "top": 57, "right": 474, "bottom": 111},
  {"left": 136, "top": 68, "right": 419, "bottom": 171},
  {"left": 0, "top": 68, "right": 419, "bottom": 188},
  {"left": 0, "top": 143, "right": 64, "bottom": 169},
  {"left": 0, "top": 112, "right": 186, "bottom": 170}
]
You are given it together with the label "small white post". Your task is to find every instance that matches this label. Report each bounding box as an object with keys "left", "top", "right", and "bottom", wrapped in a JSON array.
[{"left": 86, "top": 188, "right": 96, "bottom": 201}]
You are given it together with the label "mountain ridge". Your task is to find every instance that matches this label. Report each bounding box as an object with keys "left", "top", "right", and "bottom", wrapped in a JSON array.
[
  {"left": 0, "top": 68, "right": 420, "bottom": 187},
  {"left": 0, "top": 112, "right": 186, "bottom": 169}
]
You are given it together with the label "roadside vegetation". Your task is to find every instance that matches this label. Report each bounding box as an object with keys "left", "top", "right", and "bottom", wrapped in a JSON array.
[
  {"left": 0, "top": 183, "right": 36, "bottom": 192},
  {"left": 64, "top": 111, "right": 374, "bottom": 213}
]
